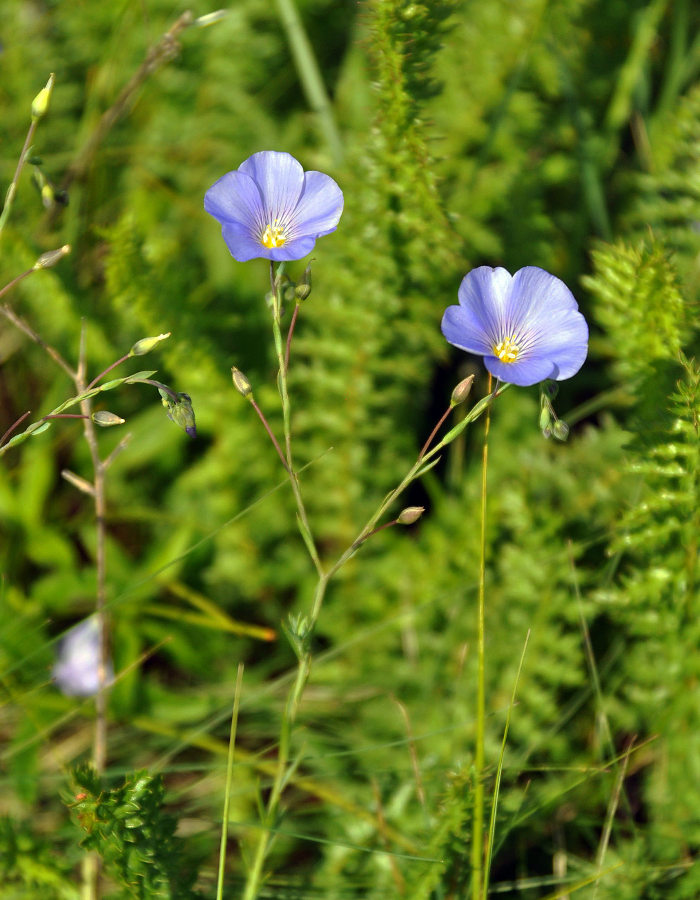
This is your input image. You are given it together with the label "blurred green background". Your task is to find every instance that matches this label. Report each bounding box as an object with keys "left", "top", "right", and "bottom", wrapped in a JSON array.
[{"left": 0, "top": 0, "right": 698, "bottom": 896}]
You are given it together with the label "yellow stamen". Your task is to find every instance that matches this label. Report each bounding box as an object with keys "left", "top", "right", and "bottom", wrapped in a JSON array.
[
  {"left": 261, "top": 220, "right": 286, "bottom": 249},
  {"left": 494, "top": 336, "right": 519, "bottom": 363}
]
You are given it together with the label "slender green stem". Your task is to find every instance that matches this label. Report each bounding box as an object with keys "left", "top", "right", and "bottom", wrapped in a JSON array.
[
  {"left": 249, "top": 396, "right": 291, "bottom": 473},
  {"left": 418, "top": 404, "right": 452, "bottom": 460},
  {"left": 242, "top": 270, "right": 325, "bottom": 900},
  {"left": 216, "top": 664, "right": 244, "bottom": 900},
  {"left": 472, "top": 373, "right": 492, "bottom": 900},
  {"left": 273, "top": 0, "right": 344, "bottom": 165},
  {"left": 270, "top": 262, "right": 324, "bottom": 578},
  {"left": 74, "top": 324, "right": 109, "bottom": 900},
  {"left": 0, "top": 111, "right": 39, "bottom": 237},
  {"left": 284, "top": 303, "right": 300, "bottom": 373},
  {"left": 85, "top": 353, "right": 131, "bottom": 391},
  {"left": 0, "top": 410, "right": 31, "bottom": 448},
  {"left": 243, "top": 322, "right": 506, "bottom": 899},
  {"left": 483, "top": 630, "right": 530, "bottom": 899}
]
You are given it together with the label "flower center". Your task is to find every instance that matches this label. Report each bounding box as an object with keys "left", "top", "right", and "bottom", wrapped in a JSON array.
[
  {"left": 261, "top": 220, "right": 286, "bottom": 249},
  {"left": 494, "top": 336, "right": 520, "bottom": 363}
]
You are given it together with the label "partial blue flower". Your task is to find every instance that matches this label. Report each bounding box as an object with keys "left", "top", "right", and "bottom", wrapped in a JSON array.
[
  {"left": 441, "top": 266, "right": 588, "bottom": 387},
  {"left": 53, "top": 617, "right": 113, "bottom": 697},
  {"left": 204, "top": 151, "right": 343, "bottom": 262}
]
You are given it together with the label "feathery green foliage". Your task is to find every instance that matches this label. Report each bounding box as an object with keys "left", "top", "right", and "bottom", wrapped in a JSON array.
[
  {"left": 0, "top": 816, "right": 77, "bottom": 899},
  {"left": 1, "top": 0, "right": 700, "bottom": 896},
  {"left": 67, "top": 765, "right": 202, "bottom": 899}
]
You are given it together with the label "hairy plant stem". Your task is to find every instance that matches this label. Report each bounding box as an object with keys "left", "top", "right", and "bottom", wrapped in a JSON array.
[{"left": 472, "top": 373, "right": 492, "bottom": 900}]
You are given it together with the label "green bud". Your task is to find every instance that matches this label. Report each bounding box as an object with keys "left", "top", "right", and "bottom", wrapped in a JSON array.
[
  {"left": 539, "top": 404, "right": 552, "bottom": 434},
  {"left": 194, "top": 10, "right": 229, "bottom": 28},
  {"left": 551, "top": 419, "right": 569, "bottom": 441},
  {"left": 282, "top": 612, "right": 311, "bottom": 660},
  {"left": 92, "top": 411, "right": 125, "bottom": 427},
  {"left": 31, "top": 73, "right": 55, "bottom": 120},
  {"left": 231, "top": 366, "right": 252, "bottom": 397},
  {"left": 294, "top": 262, "right": 312, "bottom": 302},
  {"left": 129, "top": 333, "right": 171, "bottom": 356},
  {"left": 450, "top": 375, "right": 475, "bottom": 407},
  {"left": 33, "top": 245, "right": 71, "bottom": 270},
  {"left": 40, "top": 182, "right": 54, "bottom": 209},
  {"left": 397, "top": 506, "right": 425, "bottom": 525},
  {"left": 159, "top": 389, "right": 196, "bottom": 438}
]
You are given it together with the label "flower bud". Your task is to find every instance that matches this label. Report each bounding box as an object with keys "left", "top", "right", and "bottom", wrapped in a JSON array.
[
  {"left": 33, "top": 245, "right": 71, "bottom": 270},
  {"left": 294, "top": 262, "right": 312, "bottom": 302},
  {"left": 397, "top": 506, "right": 425, "bottom": 525},
  {"left": 31, "top": 73, "right": 55, "bottom": 121},
  {"left": 40, "top": 182, "right": 55, "bottom": 209},
  {"left": 129, "top": 333, "right": 171, "bottom": 356},
  {"left": 92, "top": 411, "right": 125, "bottom": 427},
  {"left": 551, "top": 419, "right": 570, "bottom": 441},
  {"left": 450, "top": 375, "right": 475, "bottom": 407},
  {"left": 194, "top": 10, "right": 228, "bottom": 28},
  {"left": 159, "top": 388, "right": 196, "bottom": 438},
  {"left": 231, "top": 366, "right": 253, "bottom": 397}
]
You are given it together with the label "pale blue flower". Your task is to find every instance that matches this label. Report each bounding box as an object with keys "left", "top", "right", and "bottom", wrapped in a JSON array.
[
  {"left": 441, "top": 266, "right": 588, "bottom": 386},
  {"left": 204, "top": 151, "right": 343, "bottom": 262},
  {"left": 53, "top": 617, "right": 113, "bottom": 697}
]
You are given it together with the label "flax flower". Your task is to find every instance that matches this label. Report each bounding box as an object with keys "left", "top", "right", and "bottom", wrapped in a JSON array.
[
  {"left": 441, "top": 266, "right": 588, "bottom": 386},
  {"left": 53, "top": 617, "right": 113, "bottom": 697},
  {"left": 204, "top": 151, "right": 343, "bottom": 262}
]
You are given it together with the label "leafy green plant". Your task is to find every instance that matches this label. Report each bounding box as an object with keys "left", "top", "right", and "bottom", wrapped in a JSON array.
[{"left": 67, "top": 765, "right": 203, "bottom": 899}]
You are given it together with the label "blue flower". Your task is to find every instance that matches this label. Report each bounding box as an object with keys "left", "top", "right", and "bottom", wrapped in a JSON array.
[
  {"left": 53, "top": 618, "right": 113, "bottom": 697},
  {"left": 204, "top": 151, "right": 343, "bottom": 262},
  {"left": 441, "top": 266, "right": 588, "bottom": 386}
]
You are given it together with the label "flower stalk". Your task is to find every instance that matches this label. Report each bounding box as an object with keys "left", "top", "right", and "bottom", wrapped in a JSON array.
[
  {"left": 242, "top": 312, "right": 505, "bottom": 898},
  {"left": 472, "top": 373, "right": 492, "bottom": 900}
]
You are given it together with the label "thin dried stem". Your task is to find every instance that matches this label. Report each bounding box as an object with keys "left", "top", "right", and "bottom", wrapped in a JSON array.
[
  {"left": 419, "top": 404, "right": 452, "bottom": 459},
  {"left": 62, "top": 12, "right": 195, "bottom": 192},
  {"left": 86, "top": 353, "right": 131, "bottom": 392},
  {"left": 0, "top": 297, "right": 75, "bottom": 380},
  {"left": 0, "top": 410, "right": 31, "bottom": 448}
]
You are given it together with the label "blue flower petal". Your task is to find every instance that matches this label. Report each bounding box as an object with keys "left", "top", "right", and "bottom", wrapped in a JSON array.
[
  {"left": 484, "top": 353, "right": 558, "bottom": 386},
  {"left": 205, "top": 151, "right": 343, "bottom": 262},
  {"left": 238, "top": 151, "right": 305, "bottom": 222},
  {"left": 441, "top": 304, "right": 493, "bottom": 355},
  {"left": 221, "top": 222, "right": 271, "bottom": 262},
  {"left": 53, "top": 618, "right": 113, "bottom": 697},
  {"left": 204, "top": 171, "right": 263, "bottom": 233},
  {"left": 442, "top": 264, "right": 588, "bottom": 386},
  {"left": 457, "top": 266, "right": 514, "bottom": 345},
  {"left": 292, "top": 171, "right": 344, "bottom": 238}
]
